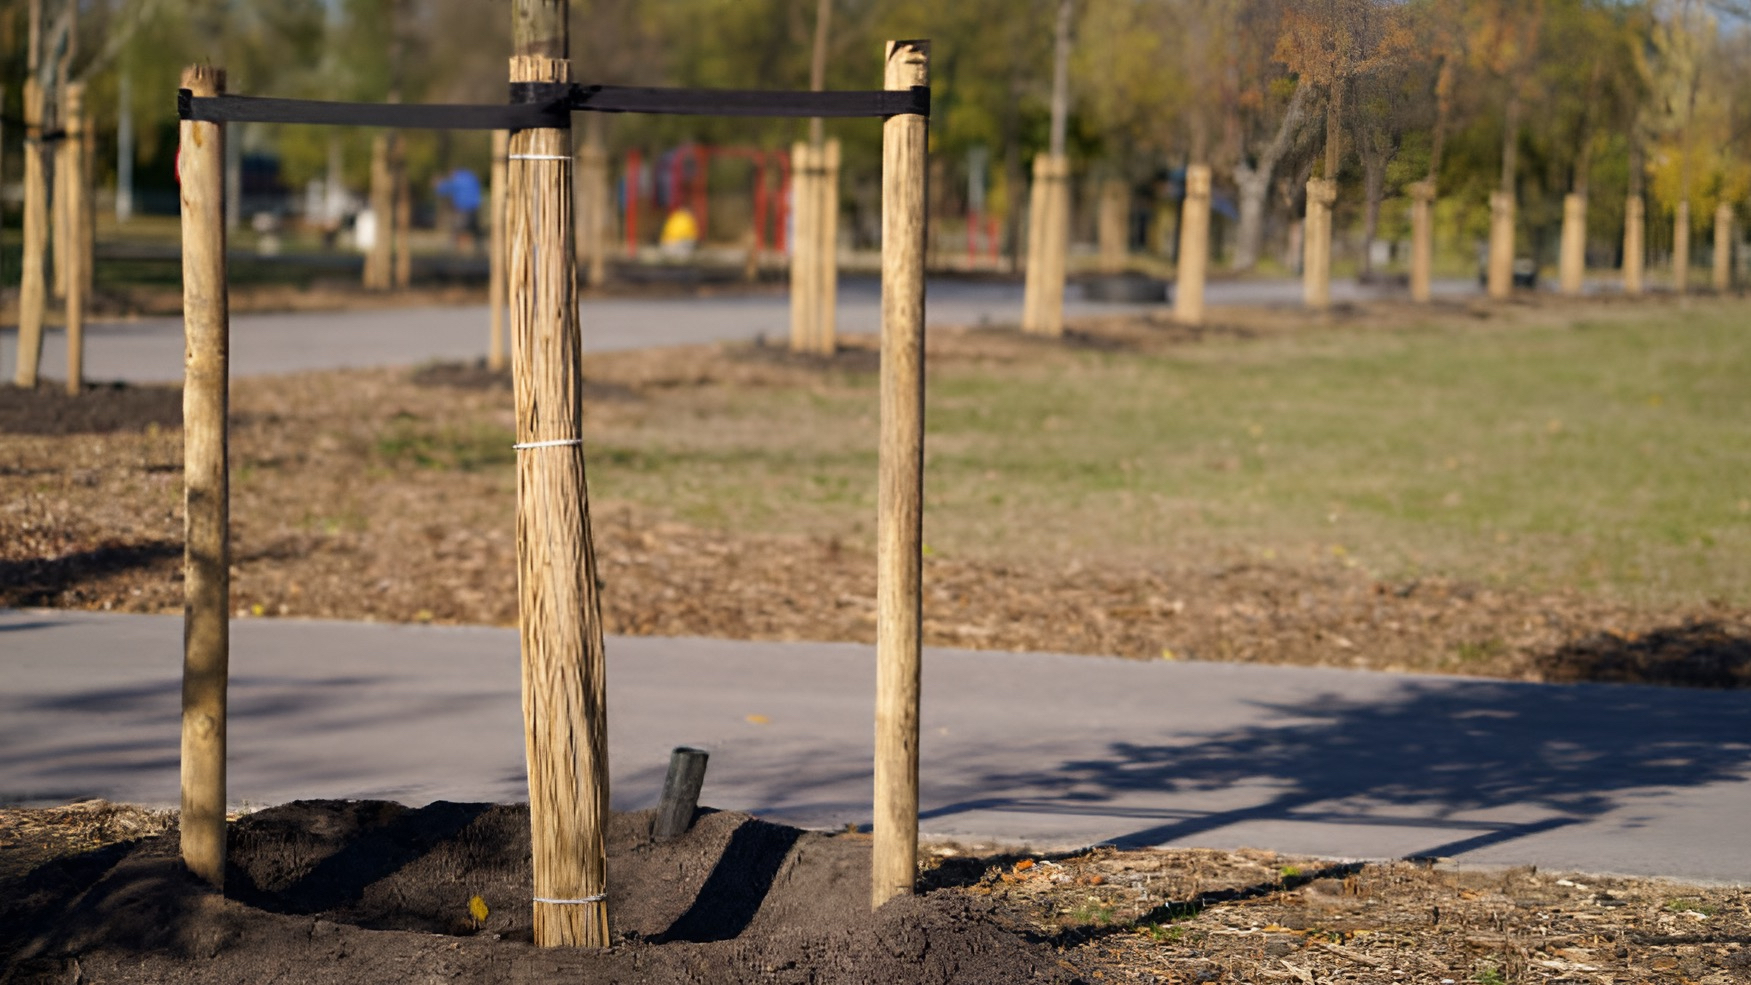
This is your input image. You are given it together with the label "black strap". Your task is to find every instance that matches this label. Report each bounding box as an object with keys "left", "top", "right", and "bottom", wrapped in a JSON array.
[
  {"left": 178, "top": 90, "right": 567, "bottom": 130},
  {"left": 178, "top": 82, "right": 928, "bottom": 130}
]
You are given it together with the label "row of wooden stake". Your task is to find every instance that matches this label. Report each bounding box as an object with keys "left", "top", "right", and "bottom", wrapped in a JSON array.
[
  {"left": 1021, "top": 157, "right": 1738, "bottom": 334},
  {"left": 175, "top": 39, "right": 930, "bottom": 948},
  {"left": 11, "top": 78, "right": 95, "bottom": 394}
]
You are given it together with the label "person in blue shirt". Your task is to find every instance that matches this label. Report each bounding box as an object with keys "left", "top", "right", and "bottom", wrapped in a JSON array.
[{"left": 435, "top": 166, "right": 484, "bottom": 253}]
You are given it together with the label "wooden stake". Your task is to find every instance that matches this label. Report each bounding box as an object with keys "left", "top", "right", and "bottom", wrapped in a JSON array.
[
  {"left": 815, "top": 138, "right": 841, "bottom": 354},
  {"left": 1023, "top": 154, "right": 1068, "bottom": 336},
  {"left": 1486, "top": 191, "right": 1514, "bottom": 299},
  {"left": 789, "top": 140, "right": 818, "bottom": 352},
  {"left": 393, "top": 138, "right": 413, "bottom": 290},
  {"left": 652, "top": 747, "right": 710, "bottom": 841},
  {"left": 64, "top": 83, "right": 85, "bottom": 395},
  {"left": 1408, "top": 180, "right": 1435, "bottom": 304},
  {"left": 874, "top": 38, "right": 929, "bottom": 911},
  {"left": 577, "top": 118, "right": 608, "bottom": 289},
  {"left": 1559, "top": 193, "right": 1586, "bottom": 297},
  {"left": 1714, "top": 201, "right": 1732, "bottom": 293},
  {"left": 365, "top": 133, "right": 393, "bottom": 290},
  {"left": 1623, "top": 195, "right": 1645, "bottom": 296},
  {"left": 53, "top": 96, "right": 69, "bottom": 302},
  {"left": 489, "top": 130, "right": 509, "bottom": 371},
  {"left": 1173, "top": 164, "right": 1210, "bottom": 326},
  {"left": 507, "top": 46, "right": 612, "bottom": 948},
  {"left": 1021, "top": 155, "right": 1048, "bottom": 333},
  {"left": 15, "top": 79, "right": 48, "bottom": 388},
  {"left": 178, "top": 64, "right": 230, "bottom": 890},
  {"left": 1673, "top": 200, "right": 1690, "bottom": 294},
  {"left": 1303, "top": 178, "right": 1335, "bottom": 311},
  {"left": 1098, "top": 179, "right": 1126, "bottom": 275}
]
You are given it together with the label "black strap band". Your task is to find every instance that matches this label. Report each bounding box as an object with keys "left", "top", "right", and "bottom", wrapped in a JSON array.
[
  {"left": 177, "top": 90, "right": 567, "bottom": 130},
  {"left": 178, "top": 82, "right": 929, "bottom": 130}
]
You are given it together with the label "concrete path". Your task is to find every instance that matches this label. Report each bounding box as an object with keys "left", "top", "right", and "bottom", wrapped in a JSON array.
[
  {"left": 5, "top": 608, "right": 1749, "bottom": 884},
  {"left": 2, "top": 276, "right": 1481, "bottom": 385}
]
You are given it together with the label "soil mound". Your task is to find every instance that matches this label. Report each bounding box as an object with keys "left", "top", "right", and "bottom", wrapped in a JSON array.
[
  {"left": 1, "top": 800, "right": 1081, "bottom": 984},
  {"left": 0, "top": 382, "right": 182, "bottom": 436}
]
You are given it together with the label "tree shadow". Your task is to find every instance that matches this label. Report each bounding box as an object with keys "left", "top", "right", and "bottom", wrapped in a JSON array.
[
  {"left": 1536, "top": 620, "right": 1751, "bottom": 689},
  {"left": 922, "top": 678, "right": 1751, "bottom": 859},
  {"left": 0, "top": 541, "right": 181, "bottom": 607}
]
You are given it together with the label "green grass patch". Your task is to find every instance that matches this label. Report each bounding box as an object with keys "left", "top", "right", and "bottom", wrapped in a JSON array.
[{"left": 579, "top": 306, "right": 1751, "bottom": 605}]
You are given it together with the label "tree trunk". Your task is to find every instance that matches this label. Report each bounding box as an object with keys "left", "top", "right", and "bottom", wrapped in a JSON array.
[{"left": 1229, "top": 83, "right": 1309, "bottom": 271}]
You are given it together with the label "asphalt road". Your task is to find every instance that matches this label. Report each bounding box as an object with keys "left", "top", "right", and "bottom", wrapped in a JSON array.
[
  {"left": 6, "top": 609, "right": 1749, "bottom": 884},
  {"left": 2, "top": 275, "right": 1480, "bottom": 384}
]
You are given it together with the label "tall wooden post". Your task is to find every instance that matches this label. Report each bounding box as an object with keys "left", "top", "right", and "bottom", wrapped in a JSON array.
[
  {"left": 508, "top": 0, "right": 611, "bottom": 947},
  {"left": 1303, "top": 178, "right": 1335, "bottom": 311},
  {"left": 15, "top": 79, "right": 48, "bottom": 388},
  {"left": 178, "top": 64, "right": 230, "bottom": 890},
  {"left": 1022, "top": 154, "right": 1068, "bottom": 336},
  {"left": 1173, "top": 164, "right": 1210, "bottom": 326},
  {"left": 1097, "top": 178, "right": 1126, "bottom": 274},
  {"left": 365, "top": 133, "right": 393, "bottom": 289},
  {"left": 1486, "top": 191, "right": 1515, "bottom": 299},
  {"left": 815, "top": 139, "right": 841, "bottom": 354},
  {"left": 874, "top": 37, "right": 929, "bottom": 911},
  {"left": 489, "top": 130, "right": 509, "bottom": 371},
  {"left": 1623, "top": 195, "right": 1645, "bottom": 296},
  {"left": 1559, "top": 192, "right": 1586, "bottom": 296},
  {"left": 53, "top": 95, "right": 69, "bottom": 302},
  {"left": 1673, "top": 200, "right": 1690, "bottom": 294},
  {"left": 1713, "top": 201, "right": 1732, "bottom": 293},
  {"left": 789, "top": 141, "right": 818, "bottom": 352},
  {"left": 393, "top": 138, "right": 413, "bottom": 289},
  {"left": 1409, "top": 180, "right": 1435, "bottom": 304},
  {"left": 63, "top": 83, "right": 85, "bottom": 395},
  {"left": 577, "top": 118, "right": 609, "bottom": 289}
]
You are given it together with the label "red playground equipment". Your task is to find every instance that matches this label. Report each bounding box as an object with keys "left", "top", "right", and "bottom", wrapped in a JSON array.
[{"left": 623, "top": 144, "right": 791, "bottom": 257}]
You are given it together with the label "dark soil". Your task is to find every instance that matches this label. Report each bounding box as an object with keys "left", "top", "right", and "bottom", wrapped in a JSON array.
[
  {"left": 0, "top": 382, "right": 182, "bottom": 436},
  {"left": 6, "top": 802, "right": 1749, "bottom": 984},
  {"left": 1, "top": 801, "right": 1079, "bottom": 984}
]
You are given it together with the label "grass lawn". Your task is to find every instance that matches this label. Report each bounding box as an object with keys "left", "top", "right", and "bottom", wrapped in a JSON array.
[{"left": 584, "top": 301, "right": 1750, "bottom": 607}]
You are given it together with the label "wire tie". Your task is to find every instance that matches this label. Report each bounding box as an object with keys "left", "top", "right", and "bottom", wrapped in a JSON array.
[
  {"left": 533, "top": 894, "right": 606, "bottom": 905},
  {"left": 514, "top": 438, "right": 585, "bottom": 450},
  {"left": 507, "top": 154, "right": 573, "bottom": 161}
]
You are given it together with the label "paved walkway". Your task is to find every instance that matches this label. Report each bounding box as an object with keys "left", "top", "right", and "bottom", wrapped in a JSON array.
[
  {"left": 6, "top": 609, "right": 1749, "bottom": 884},
  {"left": 2, "top": 276, "right": 1481, "bottom": 384}
]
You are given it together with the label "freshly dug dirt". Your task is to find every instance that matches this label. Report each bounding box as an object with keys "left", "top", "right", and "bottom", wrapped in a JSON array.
[
  {"left": 5, "top": 802, "right": 1748, "bottom": 984},
  {"left": 1, "top": 801, "right": 1078, "bottom": 985}
]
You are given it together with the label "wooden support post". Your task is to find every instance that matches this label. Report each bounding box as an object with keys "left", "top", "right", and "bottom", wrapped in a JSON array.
[
  {"left": 1097, "top": 178, "right": 1126, "bottom": 275},
  {"left": 874, "top": 38, "right": 929, "bottom": 911},
  {"left": 1022, "top": 154, "right": 1068, "bottom": 336},
  {"left": 1173, "top": 164, "right": 1211, "bottom": 326},
  {"left": 489, "top": 130, "right": 509, "bottom": 371},
  {"left": 652, "top": 747, "right": 709, "bottom": 841},
  {"left": 1623, "top": 195, "right": 1644, "bottom": 296},
  {"left": 1303, "top": 178, "right": 1335, "bottom": 311},
  {"left": 1714, "top": 201, "right": 1732, "bottom": 293},
  {"left": 815, "top": 139, "right": 841, "bottom": 354},
  {"left": 789, "top": 141, "right": 818, "bottom": 352},
  {"left": 81, "top": 102, "right": 95, "bottom": 298},
  {"left": 577, "top": 121, "right": 608, "bottom": 289},
  {"left": 393, "top": 138, "right": 413, "bottom": 290},
  {"left": 507, "top": 42, "right": 612, "bottom": 947},
  {"left": 1673, "top": 199, "right": 1690, "bottom": 294},
  {"left": 53, "top": 96, "right": 69, "bottom": 302},
  {"left": 64, "top": 83, "right": 85, "bottom": 395},
  {"left": 365, "top": 133, "right": 393, "bottom": 290},
  {"left": 1559, "top": 192, "right": 1586, "bottom": 297},
  {"left": 1486, "top": 190, "right": 1515, "bottom": 299},
  {"left": 178, "top": 64, "right": 230, "bottom": 890},
  {"left": 1408, "top": 181, "right": 1435, "bottom": 304},
  {"left": 15, "top": 79, "right": 48, "bottom": 388}
]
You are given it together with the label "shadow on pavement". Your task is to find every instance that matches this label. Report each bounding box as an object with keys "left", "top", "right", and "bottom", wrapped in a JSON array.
[{"left": 922, "top": 678, "right": 1751, "bottom": 857}]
